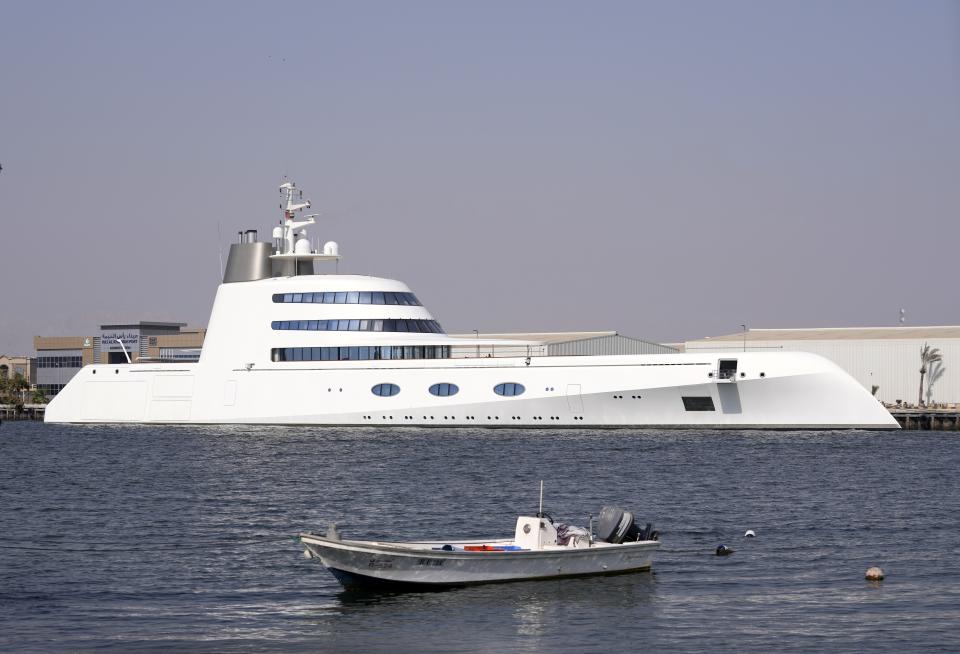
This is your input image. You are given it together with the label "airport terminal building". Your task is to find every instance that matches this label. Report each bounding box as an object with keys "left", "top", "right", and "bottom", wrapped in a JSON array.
[{"left": 34, "top": 322, "right": 205, "bottom": 396}]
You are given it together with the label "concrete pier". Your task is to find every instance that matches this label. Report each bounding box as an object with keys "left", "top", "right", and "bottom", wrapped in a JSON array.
[
  {"left": 888, "top": 408, "right": 960, "bottom": 431},
  {"left": 0, "top": 404, "right": 46, "bottom": 421}
]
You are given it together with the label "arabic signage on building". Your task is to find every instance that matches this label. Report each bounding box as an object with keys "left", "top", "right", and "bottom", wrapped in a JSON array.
[{"left": 99, "top": 331, "right": 140, "bottom": 353}]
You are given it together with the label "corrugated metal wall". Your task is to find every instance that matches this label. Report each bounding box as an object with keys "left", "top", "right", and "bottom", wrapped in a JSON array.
[
  {"left": 548, "top": 335, "right": 678, "bottom": 357},
  {"left": 687, "top": 338, "right": 960, "bottom": 404}
]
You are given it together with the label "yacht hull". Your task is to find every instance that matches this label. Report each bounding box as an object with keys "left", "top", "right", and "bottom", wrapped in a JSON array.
[{"left": 45, "top": 351, "right": 899, "bottom": 428}]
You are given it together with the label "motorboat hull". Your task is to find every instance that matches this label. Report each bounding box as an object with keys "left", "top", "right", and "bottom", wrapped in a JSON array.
[{"left": 299, "top": 534, "right": 660, "bottom": 587}]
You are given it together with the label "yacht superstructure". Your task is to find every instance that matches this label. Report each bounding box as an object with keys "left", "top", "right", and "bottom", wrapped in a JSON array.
[{"left": 45, "top": 181, "right": 899, "bottom": 428}]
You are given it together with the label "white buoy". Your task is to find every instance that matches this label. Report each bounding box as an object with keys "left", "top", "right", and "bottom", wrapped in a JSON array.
[
  {"left": 303, "top": 548, "right": 313, "bottom": 559},
  {"left": 865, "top": 566, "right": 884, "bottom": 581},
  {"left": 744, "top": 529, "right": 756, "bottom": 538}
]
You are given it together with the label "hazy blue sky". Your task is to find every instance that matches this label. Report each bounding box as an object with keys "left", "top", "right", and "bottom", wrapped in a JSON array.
[{"left": 1, "top": 1, "right": 958, "bottom": 354}]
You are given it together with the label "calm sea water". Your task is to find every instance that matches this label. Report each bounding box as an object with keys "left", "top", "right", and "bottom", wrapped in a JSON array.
[{"left": 1, "top": 422, "right": 958, "bottom": 653}]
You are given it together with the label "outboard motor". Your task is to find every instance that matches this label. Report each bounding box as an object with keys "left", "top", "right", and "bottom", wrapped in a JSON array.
[{"left": 596, "top": 506, "right": 658, "bottom": 543}]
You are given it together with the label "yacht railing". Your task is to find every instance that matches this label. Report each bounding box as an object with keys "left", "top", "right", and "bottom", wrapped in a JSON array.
[{"left": 450, "top": 344, "right": 547, "bottom": 359}]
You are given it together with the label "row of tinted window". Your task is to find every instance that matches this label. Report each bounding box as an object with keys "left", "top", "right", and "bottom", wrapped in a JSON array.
[
  {"left": 429, "top": 383, "right": 458, "bottom": 397},
  {"left": 273, "top": 291, "right": 421, "bottom": 306},
  {"left": 159, "top": 353, "right": 202, "bottom": 362},
  {"left": 372, "top": 383, "right": 400, "bottom": 397},
  {"left": 272, "top": 319, "right": 444, "bottom": 334},
  {"left": 36, "top": 383, "right": 66, "bottom": 396},
  {"left": 369, "top": 382, "right": 523, "bottom": 397},
  {"left": 494, "top": 383, "right": 525, "bottom": 397},
  {"left": 271, "top": 345, "right": 452, "bottom": 362},
  {"left": 37, "top": 356, "right": 83, "bottom": 368}
]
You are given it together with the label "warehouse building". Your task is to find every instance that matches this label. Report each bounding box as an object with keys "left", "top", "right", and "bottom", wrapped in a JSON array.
[
  {"left": 448, "top": 331, "right": 678, "bottom": 359},
  {"left": 684, "top": 326, "right": 960, "bottom": 406}
]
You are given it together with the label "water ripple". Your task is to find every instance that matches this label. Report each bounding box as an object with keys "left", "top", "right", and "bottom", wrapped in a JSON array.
[{"left": 1, "top": 422, "right": 958, "bottom": 652}]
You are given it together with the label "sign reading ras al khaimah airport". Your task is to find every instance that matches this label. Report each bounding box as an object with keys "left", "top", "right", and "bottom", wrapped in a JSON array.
[{"left": 99, "top": 331, "right": 140, "bottom": 352}]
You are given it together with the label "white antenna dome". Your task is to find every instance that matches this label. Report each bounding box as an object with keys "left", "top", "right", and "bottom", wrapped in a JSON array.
[
  {"left": 272, "top": 226, "right": 284, "bottom": 239},
  {"left": 295, "top": 237, "right": 311, "bottom": 254},
  {"left": 323, "top": 241, "right": 339, "bottom": 256}
]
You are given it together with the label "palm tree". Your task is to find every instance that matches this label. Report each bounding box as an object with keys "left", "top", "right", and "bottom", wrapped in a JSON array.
[
  {"left": 925, "top": 360, "right": 946, "bottom": 406},
  {"left": 919, "top": 343, "right": 942, "bottom": 406}
]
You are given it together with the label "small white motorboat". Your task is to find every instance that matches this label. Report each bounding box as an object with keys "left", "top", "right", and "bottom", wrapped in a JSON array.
[{"left": 299, "top": 504, "right": 660, "bottom": 588}]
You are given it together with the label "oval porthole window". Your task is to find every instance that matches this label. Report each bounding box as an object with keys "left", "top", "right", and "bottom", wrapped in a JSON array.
[
  {"left": 371, "top": 383, "right": 400, "bottom": 397},
  {"left": 494, "top": 382, "right": 525, "bottom": 397},
  {"left": 429, "top": 383, "right": 459, "bottom": 397}
]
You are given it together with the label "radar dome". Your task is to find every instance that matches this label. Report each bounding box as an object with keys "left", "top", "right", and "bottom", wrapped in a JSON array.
[
  {"left": 271, "top": 226, "right": 284, "bottom": 239},
  {"left": 295, "top": 237, "right": 311, "bottom": 254},
  {"left": 323, "top": 241, "right": 339, "bottom": 256}
]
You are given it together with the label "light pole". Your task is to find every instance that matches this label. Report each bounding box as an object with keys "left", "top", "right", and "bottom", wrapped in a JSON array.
[
  {"left": 741, "top": 324, "right": 747, "bottom": 352},
  {"left": 473, "top": 330, "right": 479, "bottom": 358}
]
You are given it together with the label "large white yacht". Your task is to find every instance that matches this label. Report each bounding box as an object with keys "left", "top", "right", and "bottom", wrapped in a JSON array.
[{"left": 46, "top": 181, "right": 898, "bottom": 428}]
